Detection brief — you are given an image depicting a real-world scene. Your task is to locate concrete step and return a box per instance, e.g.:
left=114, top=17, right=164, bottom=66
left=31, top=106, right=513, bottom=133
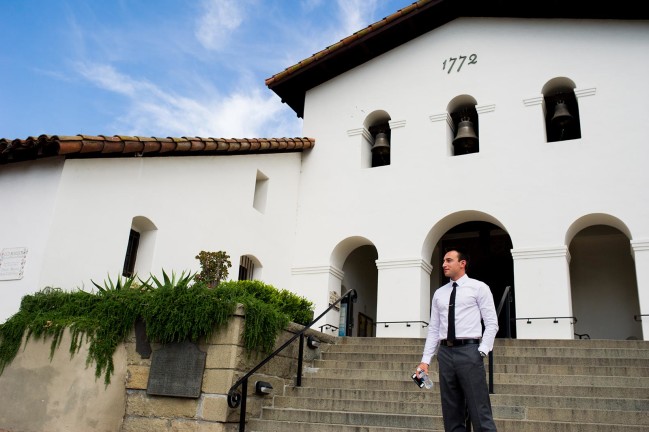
left=312, top=359, right=649, bottom=376
left=298, top=375, right=649, bottom=396
left=269, top=396, right=649, bottom=426
left=249, top=419, right=441, bottom=432
left=245, top=338, right=649, bottom=432
left=323, top=343, right=649, bottom=359
left=307, top=364, right=649, bottom=384
left=272, top=395, right=524, bottom=419
left=334, top=337, right=649, bottom=350
left=318, top=351, right=649, bottom=367
left=249, top=408, right=649, bottom=432
left=284, top=386, right=649, bottom=411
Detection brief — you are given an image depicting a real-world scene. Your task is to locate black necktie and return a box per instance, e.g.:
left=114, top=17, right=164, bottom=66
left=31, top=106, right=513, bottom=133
left=448, top=282, right=457, bottom=340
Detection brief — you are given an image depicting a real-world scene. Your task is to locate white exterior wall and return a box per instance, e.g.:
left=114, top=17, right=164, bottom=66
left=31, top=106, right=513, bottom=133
left=0, top=158, right=63, bottom=322
left=0, top=153, right=303, bottom=322
left=2, top=17, right=648, bottom=341
left=295, top=18, right=649, bottom=337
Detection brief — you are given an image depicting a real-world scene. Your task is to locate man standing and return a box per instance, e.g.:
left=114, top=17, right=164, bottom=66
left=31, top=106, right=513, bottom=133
left=417, top=248, right=499, bottom=431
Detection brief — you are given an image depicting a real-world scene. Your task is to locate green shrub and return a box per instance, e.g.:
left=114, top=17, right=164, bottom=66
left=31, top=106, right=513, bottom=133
left=216, top=280, right=314, bottom=325
left=195, top=251, right=231, bottom=288
left=0, top=271, right=315, bottom=385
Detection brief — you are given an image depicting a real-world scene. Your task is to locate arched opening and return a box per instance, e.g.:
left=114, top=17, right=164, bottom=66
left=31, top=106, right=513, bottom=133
left=447, top=95, right=479, bottom=156
left=569, top=225, right=642, bottom=340
left=426, top=218, right=515, bottom=339
left=238, top=254, right=262, bottom=281
left=331, top=236, right=378, bottom=337
left=341, top=245, right=378, bottom=337
left=363, top=110, right=391, bottom=168
left=542, top=77, right=581, bottom=142
left=123, top=216, right=157, bottom=278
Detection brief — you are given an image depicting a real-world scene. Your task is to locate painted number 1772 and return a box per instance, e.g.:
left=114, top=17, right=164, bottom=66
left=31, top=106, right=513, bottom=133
left=442, top=54, right=477, bottom=73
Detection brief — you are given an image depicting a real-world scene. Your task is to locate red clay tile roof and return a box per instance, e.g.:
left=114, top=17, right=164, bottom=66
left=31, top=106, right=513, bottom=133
left=0, top=135, right=315, bottom=165
left=264, top=0, right=426, bottom=89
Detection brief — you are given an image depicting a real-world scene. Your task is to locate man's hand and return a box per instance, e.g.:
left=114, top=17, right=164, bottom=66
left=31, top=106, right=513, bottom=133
left=416, top=362, right=429, bottom=377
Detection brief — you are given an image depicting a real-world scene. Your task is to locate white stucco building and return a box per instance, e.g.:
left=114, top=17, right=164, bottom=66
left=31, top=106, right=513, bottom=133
left=2, top=1, right=648, bottom=341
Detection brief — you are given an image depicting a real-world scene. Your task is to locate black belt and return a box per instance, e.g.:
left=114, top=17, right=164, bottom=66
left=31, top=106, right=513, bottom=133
left=440, top=339, right=481, bottom=347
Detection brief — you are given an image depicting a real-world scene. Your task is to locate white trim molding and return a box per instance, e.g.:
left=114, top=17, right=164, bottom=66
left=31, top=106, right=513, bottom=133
left=375, top=258, right=433, bottom=274
left=511, top=246, right=570, bottom=262
left=292, top=265, right=345, bottom=280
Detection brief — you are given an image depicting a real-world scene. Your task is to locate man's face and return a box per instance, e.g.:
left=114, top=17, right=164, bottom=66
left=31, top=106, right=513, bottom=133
left=442, top=251, right=465, bottom=281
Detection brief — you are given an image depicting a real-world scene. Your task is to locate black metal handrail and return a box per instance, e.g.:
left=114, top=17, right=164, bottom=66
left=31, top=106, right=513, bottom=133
left=374, top=320, right=429, bottom=328
left=318, top=323, right=339, bottom=332
left=490, top=285, right=512, bottom=394
left=516, top=316, right=577, bottom=324
left=634, top=314, right=649, bottom=322
left=227, top=289, right=357, bottom=432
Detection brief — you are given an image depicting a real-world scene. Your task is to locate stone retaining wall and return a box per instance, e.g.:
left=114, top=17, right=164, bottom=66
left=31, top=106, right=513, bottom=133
left=0, top=305, right=334, bottom=432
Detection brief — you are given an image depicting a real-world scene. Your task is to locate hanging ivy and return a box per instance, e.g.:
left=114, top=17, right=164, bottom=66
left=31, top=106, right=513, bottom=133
left=0, top=270, right=314, bottom=385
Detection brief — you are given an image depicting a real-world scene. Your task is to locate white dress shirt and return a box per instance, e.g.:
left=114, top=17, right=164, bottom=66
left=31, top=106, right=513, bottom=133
left=421, top=274, right=499, bottom=364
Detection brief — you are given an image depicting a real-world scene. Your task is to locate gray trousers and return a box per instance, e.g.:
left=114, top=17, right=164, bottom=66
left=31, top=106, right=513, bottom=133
left=437, top=344, right=497, bottom=431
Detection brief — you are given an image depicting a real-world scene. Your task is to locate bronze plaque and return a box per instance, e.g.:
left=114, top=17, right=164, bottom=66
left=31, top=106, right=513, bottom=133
left=147, top=340, right=206, bottom=398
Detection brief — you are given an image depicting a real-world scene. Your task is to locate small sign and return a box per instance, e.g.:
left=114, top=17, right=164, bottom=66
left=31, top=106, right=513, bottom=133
left=147, top=340, right=206, bottom=398
left=329, top=290, right=340, bottom=311
left=0, top=247, right=28, bottom=281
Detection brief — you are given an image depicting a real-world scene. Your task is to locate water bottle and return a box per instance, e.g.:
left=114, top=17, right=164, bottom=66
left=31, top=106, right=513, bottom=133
left=412, top=369, right=434, bottom=389
left=421, top=371, right=433, bottom=389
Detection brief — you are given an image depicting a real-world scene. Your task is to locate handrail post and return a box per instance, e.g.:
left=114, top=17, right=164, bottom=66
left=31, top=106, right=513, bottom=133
left=505, top=290, right=511, bottom=339
left=297, top=333, right=305, bottom=387
left=488, top=351, right=494, bottom=394
left=239, top=377, right=248, bottom=432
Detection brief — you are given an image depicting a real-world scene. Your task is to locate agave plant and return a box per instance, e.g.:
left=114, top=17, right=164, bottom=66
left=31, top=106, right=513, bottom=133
left=141, top=269, right=195, bottom=290
left=91, top=273, right=138, bottom=293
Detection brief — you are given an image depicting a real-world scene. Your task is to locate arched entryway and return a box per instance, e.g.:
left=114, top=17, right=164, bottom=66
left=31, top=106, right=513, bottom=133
left=341, top=245, right=378, bottom=337
left=568, top=224, right=642, bottom=340
left=330, top=237, right=379, bottom=337
left=425, top=216, right=515, bottom=339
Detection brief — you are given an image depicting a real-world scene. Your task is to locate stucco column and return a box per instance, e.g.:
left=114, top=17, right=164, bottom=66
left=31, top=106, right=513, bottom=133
left=291, top=265, right=344, bottom=336
left=631, top=239, right=649, bottom=340
left=511, top=246, right=575, bottom=339
left=375, top=258, right=432, bottom=338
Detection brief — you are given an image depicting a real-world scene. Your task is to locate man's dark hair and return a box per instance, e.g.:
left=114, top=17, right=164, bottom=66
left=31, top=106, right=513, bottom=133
left=445, top=247, right=470, bottom=269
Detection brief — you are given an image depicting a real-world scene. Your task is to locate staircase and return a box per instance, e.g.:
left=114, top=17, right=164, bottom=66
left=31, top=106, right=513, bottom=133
left=247, top=337, right=649, bottom=431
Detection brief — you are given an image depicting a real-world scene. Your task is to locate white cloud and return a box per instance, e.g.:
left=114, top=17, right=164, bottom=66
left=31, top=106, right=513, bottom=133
left=336, top=0, right=379, bottom=38
left=195, top=0, right=245, bottom=51
left=76, top=61, right=301, bottom=138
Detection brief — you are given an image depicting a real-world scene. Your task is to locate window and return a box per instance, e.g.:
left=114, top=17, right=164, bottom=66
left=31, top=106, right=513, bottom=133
left=369, top=123, right=391, bottom=167
left=238, top=255, right=255, bottom=281
left=122, top=229, right=140, bottom=277
left=542, top=78, right=581, bottom=143
left=450, top=106, right=479, bottom=156
left=544, top=91, right=581, bottom=142
left=253, top=170, right=269, bottom=213
left=363, top=110, right=392, bottom=168
left=122, top=216, right=157, bottom=278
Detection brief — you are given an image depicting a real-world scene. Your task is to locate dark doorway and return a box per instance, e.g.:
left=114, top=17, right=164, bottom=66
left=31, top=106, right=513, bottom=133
left=437, top=221, right=516, bottom=339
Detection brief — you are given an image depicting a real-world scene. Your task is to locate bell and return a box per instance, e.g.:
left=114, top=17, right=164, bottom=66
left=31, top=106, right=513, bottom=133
left=551, top=101, right=573, bottom=128
left=371, top=132, right=390, bottom=155
left=452, top=118, right=478, bottom=154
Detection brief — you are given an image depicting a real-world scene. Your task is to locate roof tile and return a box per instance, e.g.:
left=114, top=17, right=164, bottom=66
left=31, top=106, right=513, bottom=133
left=0, top=134, right=315, bottom=165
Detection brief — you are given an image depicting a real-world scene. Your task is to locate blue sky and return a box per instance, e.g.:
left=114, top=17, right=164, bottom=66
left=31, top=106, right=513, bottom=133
left=1, top=0, right=414, bottom=140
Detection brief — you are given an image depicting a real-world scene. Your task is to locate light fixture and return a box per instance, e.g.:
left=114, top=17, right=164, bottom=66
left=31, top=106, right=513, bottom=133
left=255, top=381, right=273, bottom=395
left=307, top=335, right=320, bottom=349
